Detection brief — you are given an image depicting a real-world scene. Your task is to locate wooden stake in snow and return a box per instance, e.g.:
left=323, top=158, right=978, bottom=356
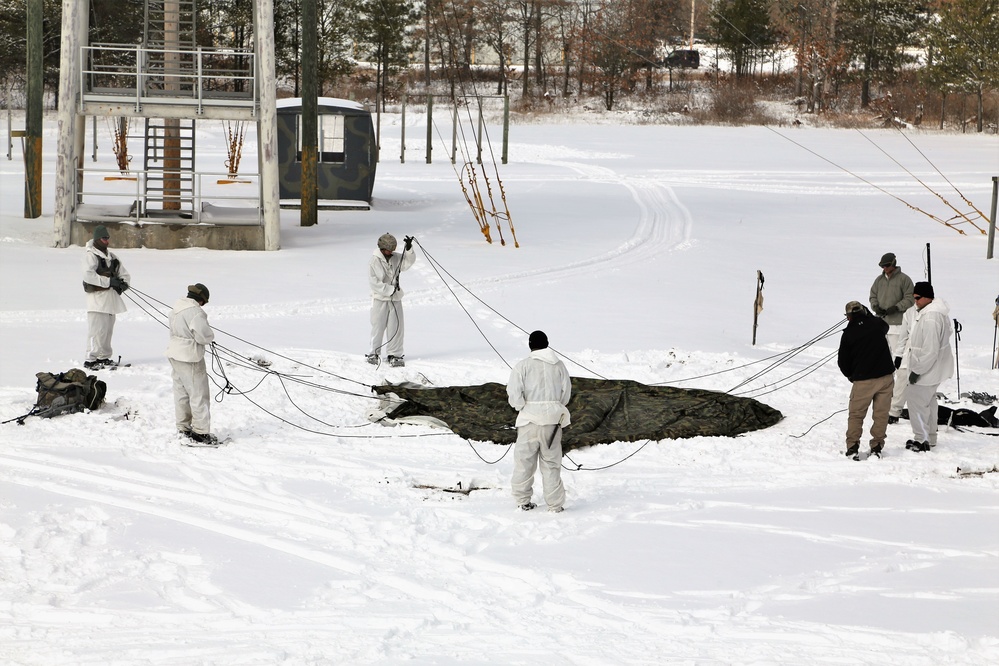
left=753, top=270, right=765, bottom=346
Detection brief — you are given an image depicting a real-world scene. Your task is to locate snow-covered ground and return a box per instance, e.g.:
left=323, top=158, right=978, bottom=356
left=1, top=112, right=998, bottom=664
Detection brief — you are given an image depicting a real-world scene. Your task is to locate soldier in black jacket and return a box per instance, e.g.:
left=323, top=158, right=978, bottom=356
left=837, top=301, right=896, bottom=460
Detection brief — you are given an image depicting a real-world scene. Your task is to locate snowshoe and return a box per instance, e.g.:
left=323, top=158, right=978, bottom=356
left=183, top=431, right=223, bottom=448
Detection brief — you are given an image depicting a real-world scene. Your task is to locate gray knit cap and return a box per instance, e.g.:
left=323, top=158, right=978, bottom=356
left=377, top=233, right=397, bottom=252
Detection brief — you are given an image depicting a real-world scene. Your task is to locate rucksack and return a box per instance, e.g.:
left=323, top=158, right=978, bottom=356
left=32, top=369, right=107, bottom=419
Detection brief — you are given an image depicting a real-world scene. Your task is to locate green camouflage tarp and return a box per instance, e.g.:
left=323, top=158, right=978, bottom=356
left=374, top=378, right=783, bottom=451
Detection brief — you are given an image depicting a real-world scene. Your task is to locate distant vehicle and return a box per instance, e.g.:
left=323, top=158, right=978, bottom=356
left=662, top=50, right=700, bottom=69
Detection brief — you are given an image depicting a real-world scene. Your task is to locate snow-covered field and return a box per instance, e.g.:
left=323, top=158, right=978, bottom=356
left=1, top=112, right=998, bottom=664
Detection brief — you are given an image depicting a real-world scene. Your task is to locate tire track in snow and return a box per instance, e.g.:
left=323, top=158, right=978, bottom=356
left=0, top=161, right=692, bottom=326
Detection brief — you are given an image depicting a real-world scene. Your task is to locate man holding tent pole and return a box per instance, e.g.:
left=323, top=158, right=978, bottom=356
left=507, top=330, right=571, bottom=512
left=905, top=282, right=954, bottom=453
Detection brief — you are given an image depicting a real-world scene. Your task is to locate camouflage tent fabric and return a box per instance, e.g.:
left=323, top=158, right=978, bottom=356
left=374, top=378, right=783, bottom=451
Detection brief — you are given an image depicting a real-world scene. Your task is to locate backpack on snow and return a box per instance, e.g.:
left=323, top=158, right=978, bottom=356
left=31, top=369, right=106, bottom=419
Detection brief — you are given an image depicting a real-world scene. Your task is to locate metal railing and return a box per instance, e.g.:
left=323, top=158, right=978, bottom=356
left=80, top=44, right=257, bottom=115
left=75, top=167, right=262, bottom=225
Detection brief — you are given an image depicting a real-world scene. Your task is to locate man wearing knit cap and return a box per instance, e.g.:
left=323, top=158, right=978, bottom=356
left=838, top=301, right=896, bottom=460
left=367, top=232, right=416, bottom=367
left=904, top=282, right=954, bottom=452
left=506, top=330, right=572, bottom=512
left=869, top=252, right=914, bottom=423
left=81, top=225, right=131, bottom=369
left=166, top=283, right=218, bottom=446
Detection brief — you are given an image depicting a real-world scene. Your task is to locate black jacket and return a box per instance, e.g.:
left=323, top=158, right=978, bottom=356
left=838, top=313, right=895, bottom=382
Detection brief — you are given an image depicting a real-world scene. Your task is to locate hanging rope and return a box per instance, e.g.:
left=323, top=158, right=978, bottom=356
left=428, top=4, right=517, bottom=246
left=106, top=117, right=131, bottom=174
left=223, top=119, right=247, bottom=178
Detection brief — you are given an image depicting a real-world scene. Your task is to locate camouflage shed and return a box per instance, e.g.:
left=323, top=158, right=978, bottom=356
left=276, top=98, right=378, bottom=205
left=373, top=378, right=783, bottom=451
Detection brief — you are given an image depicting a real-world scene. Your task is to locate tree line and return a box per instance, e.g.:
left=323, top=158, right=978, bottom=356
left=0, top=0, right=996, bottom=130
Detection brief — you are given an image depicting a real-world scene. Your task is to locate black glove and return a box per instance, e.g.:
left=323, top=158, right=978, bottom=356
left=908, top=371, right=919, bottom=385
left=403, top=235, right=414, bottom=251
left=884, top=305, right=899, bottom=316
left=109, top=277, right=128, bottom=294
left=873, top=306, right=886, bottom=316
left=894, top=357, right=902, bottom=370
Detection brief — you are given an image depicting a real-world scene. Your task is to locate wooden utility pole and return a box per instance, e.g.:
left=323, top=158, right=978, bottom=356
left=24, top=0, right=43, bottom=218
left=163, top=0, right=181, bottom=210
left=300, top=0, right=318, bottom=226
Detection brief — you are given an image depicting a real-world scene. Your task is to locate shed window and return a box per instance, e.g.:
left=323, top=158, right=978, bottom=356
left=297, top=114, right=345, bottom=163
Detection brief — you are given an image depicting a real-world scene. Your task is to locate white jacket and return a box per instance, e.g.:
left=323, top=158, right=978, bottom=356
left=369, top=248, right=415, bottom=302
left=82, top=240, right=131, bottom=314
left=166, top=298, right=215, bottom=363
left=907, top=299, right=954, bottom=386
left=507, top=348, right=572, bottom=428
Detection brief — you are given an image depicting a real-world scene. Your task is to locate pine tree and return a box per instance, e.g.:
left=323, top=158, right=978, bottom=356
left=838, top=0, right=926, bottom=107
left=922, top=0, right=999, bottom=131
left=710, top=0, right=777, bottom=78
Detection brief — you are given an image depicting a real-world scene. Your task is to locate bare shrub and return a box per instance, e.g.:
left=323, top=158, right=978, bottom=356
left=690, top=82, right=761, bottom=125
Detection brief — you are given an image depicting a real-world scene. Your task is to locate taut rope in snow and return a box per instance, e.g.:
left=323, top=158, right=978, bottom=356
left=856, top=130, right=987, bottom=235
left=889, top=123, right=990, bottom=223
left=765, top=126, right=976, bottom=235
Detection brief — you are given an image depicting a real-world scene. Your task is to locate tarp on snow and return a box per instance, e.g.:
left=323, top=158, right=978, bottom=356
left=373, top=378, right=783, bottom=451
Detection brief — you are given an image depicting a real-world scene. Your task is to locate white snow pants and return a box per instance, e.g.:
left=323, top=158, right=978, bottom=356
left=889, top=360, right=909, bottom=417
left=885, top=326, right=907, bottom=417
left=511, top=423, right=565, bottom=509
left=170, top=358, right=211, bottom=435
left=369, top=299, right=405, bottom=358
left=86, top=312, right=116, bottom=361
left=907, top=383, right=940, bottom=446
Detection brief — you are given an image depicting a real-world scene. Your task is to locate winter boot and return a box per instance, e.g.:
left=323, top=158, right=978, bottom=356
left=845, top=444, right=860, bottom=460
left=519, top=502, right=537, bottom=511
left=365, top=354, right=379, bottom=365
left=186, top=431, right=221, bottom=447
left=387, top=355, right=405, bottom=367
left=869, top=443, right=884, bottom=459
left=548, top=506, right=564, bottom=513
left=887, top=415, right=899, bottom=424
